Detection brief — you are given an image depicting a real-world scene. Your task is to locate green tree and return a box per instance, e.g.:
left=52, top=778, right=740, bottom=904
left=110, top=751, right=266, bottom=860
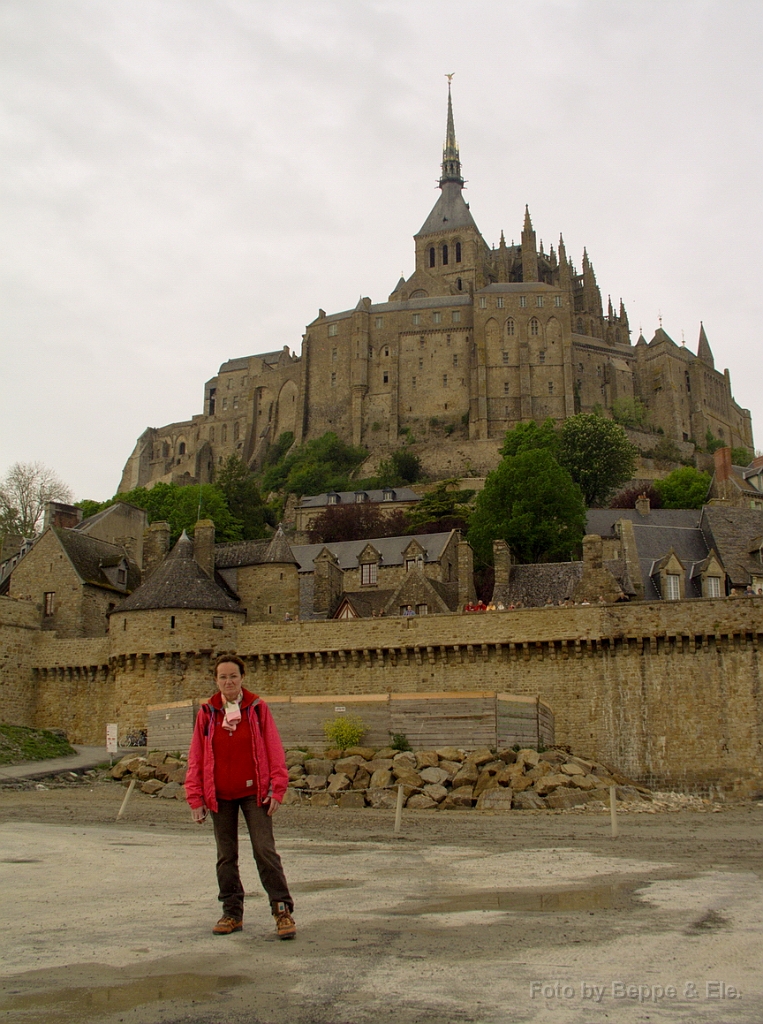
left=216, top=455, right=272, bottom=539
left=656, top=467, right=711, bottom=509
left=468, top=449, right=586, bottom=565
left=261, top=432, right=368, bottom=495
left=404, top=479, right=474, bottom=534
left=84, top=482, right=242, bottom=544
left=307, top=503, right=408, bottom=544
left=611, top=397, right=649, bottom=430
left=731, top=446, right=753, bottom=466
left=704, top=429, right=724, bottom=454
left=557, top=414, right=638, bottom=507
left=499, top=418, right=558, bottom=458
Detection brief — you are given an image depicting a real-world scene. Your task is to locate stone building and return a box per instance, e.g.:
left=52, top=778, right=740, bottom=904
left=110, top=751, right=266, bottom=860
left=118, top=86, right=753, bottom=494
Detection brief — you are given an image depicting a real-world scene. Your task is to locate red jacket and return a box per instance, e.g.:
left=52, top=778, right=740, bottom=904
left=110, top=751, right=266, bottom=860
left=185, top=688, right=289, bottom=813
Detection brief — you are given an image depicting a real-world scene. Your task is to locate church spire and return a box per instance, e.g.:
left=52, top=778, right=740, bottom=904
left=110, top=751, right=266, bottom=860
left=440, top=76, right=463, bottom=187
left=697, top=321, right=714, bottom=367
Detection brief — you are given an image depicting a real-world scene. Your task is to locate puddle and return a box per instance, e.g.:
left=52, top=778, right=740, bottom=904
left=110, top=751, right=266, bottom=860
left=403, top=883, right=636, bottom=915
left=0, top=972, right=247, bottom=1024
left=291, top=878, right=363, bottom=893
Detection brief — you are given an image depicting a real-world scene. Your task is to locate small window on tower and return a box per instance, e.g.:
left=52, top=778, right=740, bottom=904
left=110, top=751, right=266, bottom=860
left=383, top=371, right=389, bottom=384
left=479, top=296, right=487, bottom=309
left=530, top=319, right=539, bottom=336
left=412, top=313, right=420, bottom=326
left=412, top=376, right=417, bottom=388
left=539, top=351, right=546, bottom=364
left=429, top=247, right=435, bottom=268
left=375, top=317, right=383, bottom=328
left=44, top=592, right=55, bottom=616
left=442, top=244, right=449, bottom=265
left=328, top=323, right=338, bottom=336
left=502, top=351, right=509, bottom=365
left=506, top=318, right=515, bottom=336
left=520, top=296, right=527, bottom=308
left=442, top=374, right=448, bottom=387
left=453, top=354, right=458, bottom=367
left=548, top=381, right=554, bottom=393
left=555, top=295, right=562, bottom=307
left=332, top=348, right=337, bottom=361
left=504, top=382, right=509, bottom=395
left=432, top=311, right=441, bottom=324
left=497, top=297, right=504, bottom=309
left=536, top=295, right=544, bottom=307
left=455, top=242, right=462, bottom=263
left=331, top=372, right=337, bottom=386
left=452, top=311, right=461, bottom=323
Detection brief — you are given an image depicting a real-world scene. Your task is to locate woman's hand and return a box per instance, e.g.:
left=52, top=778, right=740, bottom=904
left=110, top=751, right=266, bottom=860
left=192, top=805, right=208, bottom=824
left=266, top=796, right=280, bottom=817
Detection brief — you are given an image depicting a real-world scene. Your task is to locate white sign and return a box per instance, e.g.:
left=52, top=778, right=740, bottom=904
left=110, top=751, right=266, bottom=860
left=106, top=723, right=119, bottom=754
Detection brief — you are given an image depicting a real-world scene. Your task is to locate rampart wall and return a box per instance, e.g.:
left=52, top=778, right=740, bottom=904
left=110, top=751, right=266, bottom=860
left=7, top=597, right=763, bottom=789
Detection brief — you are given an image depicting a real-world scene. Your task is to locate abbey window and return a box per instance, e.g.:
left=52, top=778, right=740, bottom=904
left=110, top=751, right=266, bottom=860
left=429, top=247, right=435, bottom=268
left=442, top=244, right=449, bottom=265
left=530, top=318, right=539, bottom=336
left=455, top=242, right=462, bottom=263
left=506, top=318, right=515, bottom=336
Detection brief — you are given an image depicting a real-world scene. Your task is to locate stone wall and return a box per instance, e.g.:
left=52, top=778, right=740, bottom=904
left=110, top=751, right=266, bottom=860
left=0, top=596, right=40, bottom=727
left=8, top=596, right=763, bottom=789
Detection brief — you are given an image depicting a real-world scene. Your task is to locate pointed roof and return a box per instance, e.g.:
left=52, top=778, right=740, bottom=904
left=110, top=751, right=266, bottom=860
left=117, top=531, right=240, bottom=612
left=697, top=322, right=714, bottom=367
left=523, top=205, right=534, bottom=234
left=416, top=81, right=480, bottom=238
left=263, top=526, right=298, bottom=565
left=440, top=78, right=463, bottom=186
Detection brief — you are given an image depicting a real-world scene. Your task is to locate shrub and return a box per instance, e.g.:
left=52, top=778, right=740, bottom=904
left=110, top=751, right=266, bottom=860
left=389, top=732, right=411, bottom=752
left=323, top=715, right=366, bottom=751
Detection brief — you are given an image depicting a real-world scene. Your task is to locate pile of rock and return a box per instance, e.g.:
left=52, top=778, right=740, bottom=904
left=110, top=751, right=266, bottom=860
left=281, top=745, right=653, bottom=811
left=110, top=750, right=187, bottom=799
left=109, top=744, right=654, bottom=810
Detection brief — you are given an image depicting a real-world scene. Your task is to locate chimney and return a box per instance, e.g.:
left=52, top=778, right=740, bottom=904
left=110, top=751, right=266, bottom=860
left=458, top=538, right=476, bottom=607
left=43, top=501, right=83, bottom=532
left=635, top=494, right=651, bottom=517
left=193, top=519, right=216, bottom=578
left=143, top=521, right=170, bottom=579
left=714, top=446, right=733, bottom=483
left=492, top=540, right=512, bottom=592
left=582, top=534, right=603, bottom=570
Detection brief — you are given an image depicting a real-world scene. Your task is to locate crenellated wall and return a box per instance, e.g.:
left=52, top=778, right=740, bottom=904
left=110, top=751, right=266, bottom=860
left=4, top=595, right=763, bottom=788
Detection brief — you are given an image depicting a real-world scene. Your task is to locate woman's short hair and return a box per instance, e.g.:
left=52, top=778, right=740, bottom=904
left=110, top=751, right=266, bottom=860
left=213, top=653, right=246, bottom=677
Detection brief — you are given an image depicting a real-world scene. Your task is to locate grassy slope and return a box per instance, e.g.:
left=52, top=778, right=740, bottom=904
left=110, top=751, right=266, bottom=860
left=0, top=724, right=76, bottom=765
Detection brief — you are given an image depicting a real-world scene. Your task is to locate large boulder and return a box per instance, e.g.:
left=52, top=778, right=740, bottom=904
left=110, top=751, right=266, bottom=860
left=415, top=750, right=440, bottom=769
left=310, top=792, right=336, bottom=807
left=111, top=756, right=144, bottom=780
left=344, top=746, right=375, bottom=760
left=369, top=768, right=394, bottom=789
left=476, top=788, right=514, bottom=811
left=419, top=766, right=450, bottom=786
left=338, top=791, right=366, bottom=808
left=437, top=759, right=462, bottom=779
left=448, top=785, right=475, bottom=808
left=545, top=788, right=590, bottom=810
left=352, top=768, right=371, bottom=790
left=516, top=748, right=540, bottom=769
left=473, top=773, right=499, bottom=799
left=285, top=750, right=307, bottom=768
left=512, top=791, right=547, bottom=810
left=436, top=747, right=464, bottom=763
left=392, top=752, right=417, bottom=770
left=304, top=774, right=329, bottom=791
left=497, top=748, right=518, bottom=764
left=304, top=758, right=334, bottom=777
left=280, top=788, right=303, bottom=806
left=287, top=764, right=305, bottom=781
left=451, top=762, right=480, bottom=788
left=466, top=748, right=495, bottom=767
left=140, top=779, right=164, bottom=795
left=364, top=758, right=395, bottom=774
left=423, top=783, right=449, bottom=803
left=534, top=774, right=572, bottom=796
left=366, top=788, right=399, bottom=810
left=560, top=762, right=586, bottom=776
left=326, top=773, right=352, bottom=795
left=406, top=794, right=437, bottom=810
left=392, top=765, right=423, bottom=788
left=159, top=781, right=180, bottom=799
left=334, top=756, right=363, bottom=778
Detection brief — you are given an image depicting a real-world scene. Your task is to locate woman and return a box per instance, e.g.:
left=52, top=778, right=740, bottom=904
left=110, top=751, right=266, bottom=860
left=186, top=653, right=295, bottom=939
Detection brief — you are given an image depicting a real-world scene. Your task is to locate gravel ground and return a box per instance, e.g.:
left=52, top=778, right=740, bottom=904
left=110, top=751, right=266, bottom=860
left=0, top=776, right=761, bottom=1024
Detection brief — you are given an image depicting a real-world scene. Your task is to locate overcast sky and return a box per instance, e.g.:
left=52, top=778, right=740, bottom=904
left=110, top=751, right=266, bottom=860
left=2, top=0, right=762, bottom=501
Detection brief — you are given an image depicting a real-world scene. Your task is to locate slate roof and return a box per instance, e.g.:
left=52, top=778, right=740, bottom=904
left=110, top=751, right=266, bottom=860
left=700, top=507, right=763, bottom=588
left=117, top=532, right=241, bottom=613
left=299, top=487, right=420, bottom=509
left=333, top=590, right=395, bottom=619
left=214, top=538, right=271, bottom=569
left=492, top=559, right=634, bottom=608
left=290, top=532, right=455, bottom=573
left=54, top=528, right=141, bottom=592
left=416, top=181, right=480, bottom=236
left=263, top=527, right=299, bottom=564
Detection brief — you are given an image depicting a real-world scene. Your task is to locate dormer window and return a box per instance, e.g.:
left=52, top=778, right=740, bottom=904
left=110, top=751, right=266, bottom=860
left=354, top=492, right=367, bottom=504
left=382, top=487, right=395, bottom=501
left=665, top=574, right=680, bottom=601
left=117, top=568, right=127, bottom=585
left=327, top=492, right=339, bottom=505
left=361, top=562, right=378, bottom=586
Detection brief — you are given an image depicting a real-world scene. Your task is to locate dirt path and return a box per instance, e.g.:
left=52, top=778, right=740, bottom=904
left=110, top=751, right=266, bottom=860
left=1, top=781, right=761, bottom=1024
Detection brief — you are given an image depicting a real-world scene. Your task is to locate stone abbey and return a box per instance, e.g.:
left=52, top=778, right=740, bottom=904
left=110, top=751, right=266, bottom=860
left=121, top=85, right=753, bottom=490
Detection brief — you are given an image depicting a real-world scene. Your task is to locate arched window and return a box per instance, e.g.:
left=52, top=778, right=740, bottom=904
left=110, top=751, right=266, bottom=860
left=455, top=242, right=462, bottom=263
left=209, top=427, right=215, bottom=443
left=178, top=442, right=186, bottom=455
left=506, top=318, right=515, bottom=336
left=576, top=318, right=584, bottom=332
left=442, top=244, right=449, bottom=266
left=456, top=278, right=462, bottom=290
left=234, top=421, right=240, bottom=441
left=222, top=424, right=228, bottom=443
left=429, top=247, right=435, bottom=268
left=530, top=318, right=540, bottom=336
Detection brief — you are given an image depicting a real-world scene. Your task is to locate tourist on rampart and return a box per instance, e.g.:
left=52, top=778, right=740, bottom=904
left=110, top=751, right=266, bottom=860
left=185, top=653, right=295, bottom=940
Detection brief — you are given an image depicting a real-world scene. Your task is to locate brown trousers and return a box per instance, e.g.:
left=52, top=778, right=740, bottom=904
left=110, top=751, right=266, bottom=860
left=210, top=796, right=292, bottom=919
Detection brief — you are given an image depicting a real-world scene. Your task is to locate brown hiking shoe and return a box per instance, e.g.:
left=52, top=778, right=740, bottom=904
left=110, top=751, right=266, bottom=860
left=212, top=916, right=242, bottom=935
left=273, top=902, right=296, bottom=940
